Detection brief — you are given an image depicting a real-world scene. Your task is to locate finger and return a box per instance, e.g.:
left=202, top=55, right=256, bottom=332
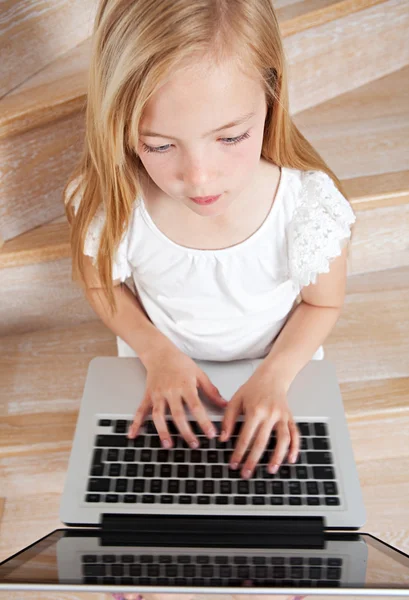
left=229, top=413, right=262, bottom=471
left=268, top=421, right=291, bottom=474
left=219, top=393, right=242, bottom=441
left=198, top=372, right=229, bottom=407
left=127, top=395, right=151, bottom=438
left=241, top=421, right=274, bottom=478
left=168, top=395, right=199, bottom=448
left=287, top=420, right=300, bottom=463
left=151, top=396, right=173, bottom=448
left=183, top=390, right=218, bottom=439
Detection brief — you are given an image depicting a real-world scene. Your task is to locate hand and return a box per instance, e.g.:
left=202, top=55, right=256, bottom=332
left=127, top=344, right=228, bottom=448
left=219, top=366, right=300, bottom=479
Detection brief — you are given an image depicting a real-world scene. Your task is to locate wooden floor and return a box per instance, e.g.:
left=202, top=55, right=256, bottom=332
left=0, top=267, right=408, bottom=600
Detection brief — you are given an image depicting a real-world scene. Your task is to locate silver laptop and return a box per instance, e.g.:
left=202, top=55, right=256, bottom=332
left=1, top=356, right=409, bottom=595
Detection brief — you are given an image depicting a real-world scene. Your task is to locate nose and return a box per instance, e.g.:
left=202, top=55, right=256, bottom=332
left=181, top=151, right=214, bottom=191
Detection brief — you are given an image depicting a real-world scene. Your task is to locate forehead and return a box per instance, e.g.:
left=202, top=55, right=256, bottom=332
left=140, top=57, right=265, bottom=135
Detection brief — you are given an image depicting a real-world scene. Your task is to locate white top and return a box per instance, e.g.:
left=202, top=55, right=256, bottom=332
left=71, top=166, right=356, bottom=362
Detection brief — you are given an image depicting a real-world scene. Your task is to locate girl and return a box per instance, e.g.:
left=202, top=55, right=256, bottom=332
left=64, top=1, right=356, bottom=599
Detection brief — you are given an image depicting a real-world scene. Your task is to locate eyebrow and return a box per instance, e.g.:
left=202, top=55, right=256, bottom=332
left=140, top=111, right=256, bottom=140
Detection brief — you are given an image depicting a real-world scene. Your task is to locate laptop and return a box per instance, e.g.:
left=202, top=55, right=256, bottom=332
left=1, top=356, right=409, bottom=595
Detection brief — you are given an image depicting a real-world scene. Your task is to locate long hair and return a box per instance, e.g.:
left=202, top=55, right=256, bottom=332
left=64, top=0, right=354, bottom=316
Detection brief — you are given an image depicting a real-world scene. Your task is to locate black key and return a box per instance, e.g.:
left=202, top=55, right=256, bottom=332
left=279, top=466, right=291, bottom=478
left=92, top=448, right=103, bottom=465
left=106, top=494, right=119, bottom=502
left=168, top=480, right=179, bottom=493
left=178, top=495, right=192, bottom=504
left=132, top=479, right=144, bottom=493
left=327, top=566, right=342, bottom=579
left=324, top=481, right=338, bottom=495
left=307, top=481, right=319, bottom=495
left=88, top=478, right=110, bottom=492
left=115, top=479, right=128, bottom=493
left=96, top=434, right=126, bottom=447
left=312, top=437, right=330, bottom=450
left=177, top=465, right=189, bottom=478
left=83, top=564, right=106, bottom=576
left=300, top=438, right=308, bottom=450
left=108, top=463, right=121, bottom=477
left=327, top=558, right=342, bottom=566
left=160, top=495, right=173, bottom=503
left=238, top=480, right=250, bottom=494
left=125, top=464, right=138, bottom=477
left=107, top=448, right=119, bottom=461
left=314, top=422, right=328, bottom=436
left=98, top=419, right=111, bottom=427
left=114, top=420, right=128, bottom=434
left=143, top=464, right=155, bottom=477
left=124, top=449, right=136, bottom=461
left=203, top=480, right=214, bottom=494
left=307, top=452, right=333, bottom=464
left=325, top=497, right=340, bottom=505
left=220, top=481, right=232, bottom=494
left=191, top=450, right=201, bottom=462
left=252, top=496, right=265, bottom=505
left=234, top=496, right=247, bottom=504
left=85, top=494, right=100, bottom=502
left=124, top=494, right=137, bottom=503
left=309, top=566, right=321, bottom=578
left=309, top=557, right=322, bottom=565
left=291, top=567, right=303, bottom=578
left=160, top=464, right=172, bottom=478
left=208, top=451, right=219, bottom=463
left=307, top=496, right=320, bottom=505
left=150, top=479, right=163, bottom=493
left=234, top=556, right=247, bottom=564
left=142, top=494, right=155, bottom=503
left=272, top=481, right=284, bottom=494
left=313, top=466, right=335, bottom=479
left=194, top=465, right=206, bottom=478
left=288, top=482, right=301, bottom=495
left=197, top=495, right=211, bottom=504
left=289, top=497, right=301, bottom=505
left=157, top=449, right=168, bottom=462
left=185, top=480, right=197, bottom=494
left=296, top=466, right=308, bottom=479
left=270, top=497, right=284, bottom=505
left=141, top=449, right=152, bottom=461
left=91, top=465, right=103, bottom=476
left=297, top=423, right=310, bottom=436
left=174, top=450, right=186, bottom=462
left=290, top=557, right=303, bottom=565
left=212, top=465, right=223, bottom=478
left=146, top=421, right=157, bottom=434
left=216, top=496, right=228, bottom=504
left=255, top=481, right=266, bottom=494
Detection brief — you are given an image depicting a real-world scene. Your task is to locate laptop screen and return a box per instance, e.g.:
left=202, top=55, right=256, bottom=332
left=0, top=530, right=409, bottom=594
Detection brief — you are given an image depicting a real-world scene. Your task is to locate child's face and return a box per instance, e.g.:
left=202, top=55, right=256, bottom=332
left=137, top=56, right=269, bottom=219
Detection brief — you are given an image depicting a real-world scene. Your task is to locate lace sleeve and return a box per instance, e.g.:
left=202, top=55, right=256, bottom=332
left=288, top=170, right=356, bottom=289
left=69, top=176, right=132, bottom=282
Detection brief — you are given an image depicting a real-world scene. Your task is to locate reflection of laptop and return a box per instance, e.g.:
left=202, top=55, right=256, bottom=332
left=1, top=356, right=409, bottom=595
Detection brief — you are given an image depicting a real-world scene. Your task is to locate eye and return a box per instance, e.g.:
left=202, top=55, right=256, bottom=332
left=141, top=130, right=251, bottom=154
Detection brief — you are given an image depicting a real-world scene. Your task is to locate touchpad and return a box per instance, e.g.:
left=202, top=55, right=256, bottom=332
left=195, top=359, right=256, bottom=407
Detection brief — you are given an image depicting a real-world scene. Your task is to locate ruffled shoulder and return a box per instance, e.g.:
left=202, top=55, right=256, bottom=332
left=288, top=170, right=356, bottom=289
left=67, top=175, right=133, bottom=282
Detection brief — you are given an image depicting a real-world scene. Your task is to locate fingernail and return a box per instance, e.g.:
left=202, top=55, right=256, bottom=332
left=162, top=439, right=171, bottom=448
left=220, top=430, right=226, bottom=441
left=270, top=464, right=279, bottom=474
left=243, top=469, right=251, bottom=479
left=230, top=462, right=238, bottom=470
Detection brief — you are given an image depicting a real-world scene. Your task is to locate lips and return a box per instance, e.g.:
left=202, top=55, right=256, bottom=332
left=189, top=194, right=222, bottom=205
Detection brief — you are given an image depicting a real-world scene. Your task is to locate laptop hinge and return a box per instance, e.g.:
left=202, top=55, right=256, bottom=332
left=100, top=514, right=325, bottom=548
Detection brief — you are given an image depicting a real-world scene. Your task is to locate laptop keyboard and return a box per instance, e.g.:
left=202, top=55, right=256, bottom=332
left=85, top=418, right=341, bottom=507
left=82, top=551, right=343, bottom=587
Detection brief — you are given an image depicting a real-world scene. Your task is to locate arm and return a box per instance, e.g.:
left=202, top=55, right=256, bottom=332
left=83, top=256, right=177, bottom=368
left=258, top=244, right=348, bottom=389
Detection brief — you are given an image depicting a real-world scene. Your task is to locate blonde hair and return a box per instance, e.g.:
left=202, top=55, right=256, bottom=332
left=64, top=0, right=354, bottom=316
